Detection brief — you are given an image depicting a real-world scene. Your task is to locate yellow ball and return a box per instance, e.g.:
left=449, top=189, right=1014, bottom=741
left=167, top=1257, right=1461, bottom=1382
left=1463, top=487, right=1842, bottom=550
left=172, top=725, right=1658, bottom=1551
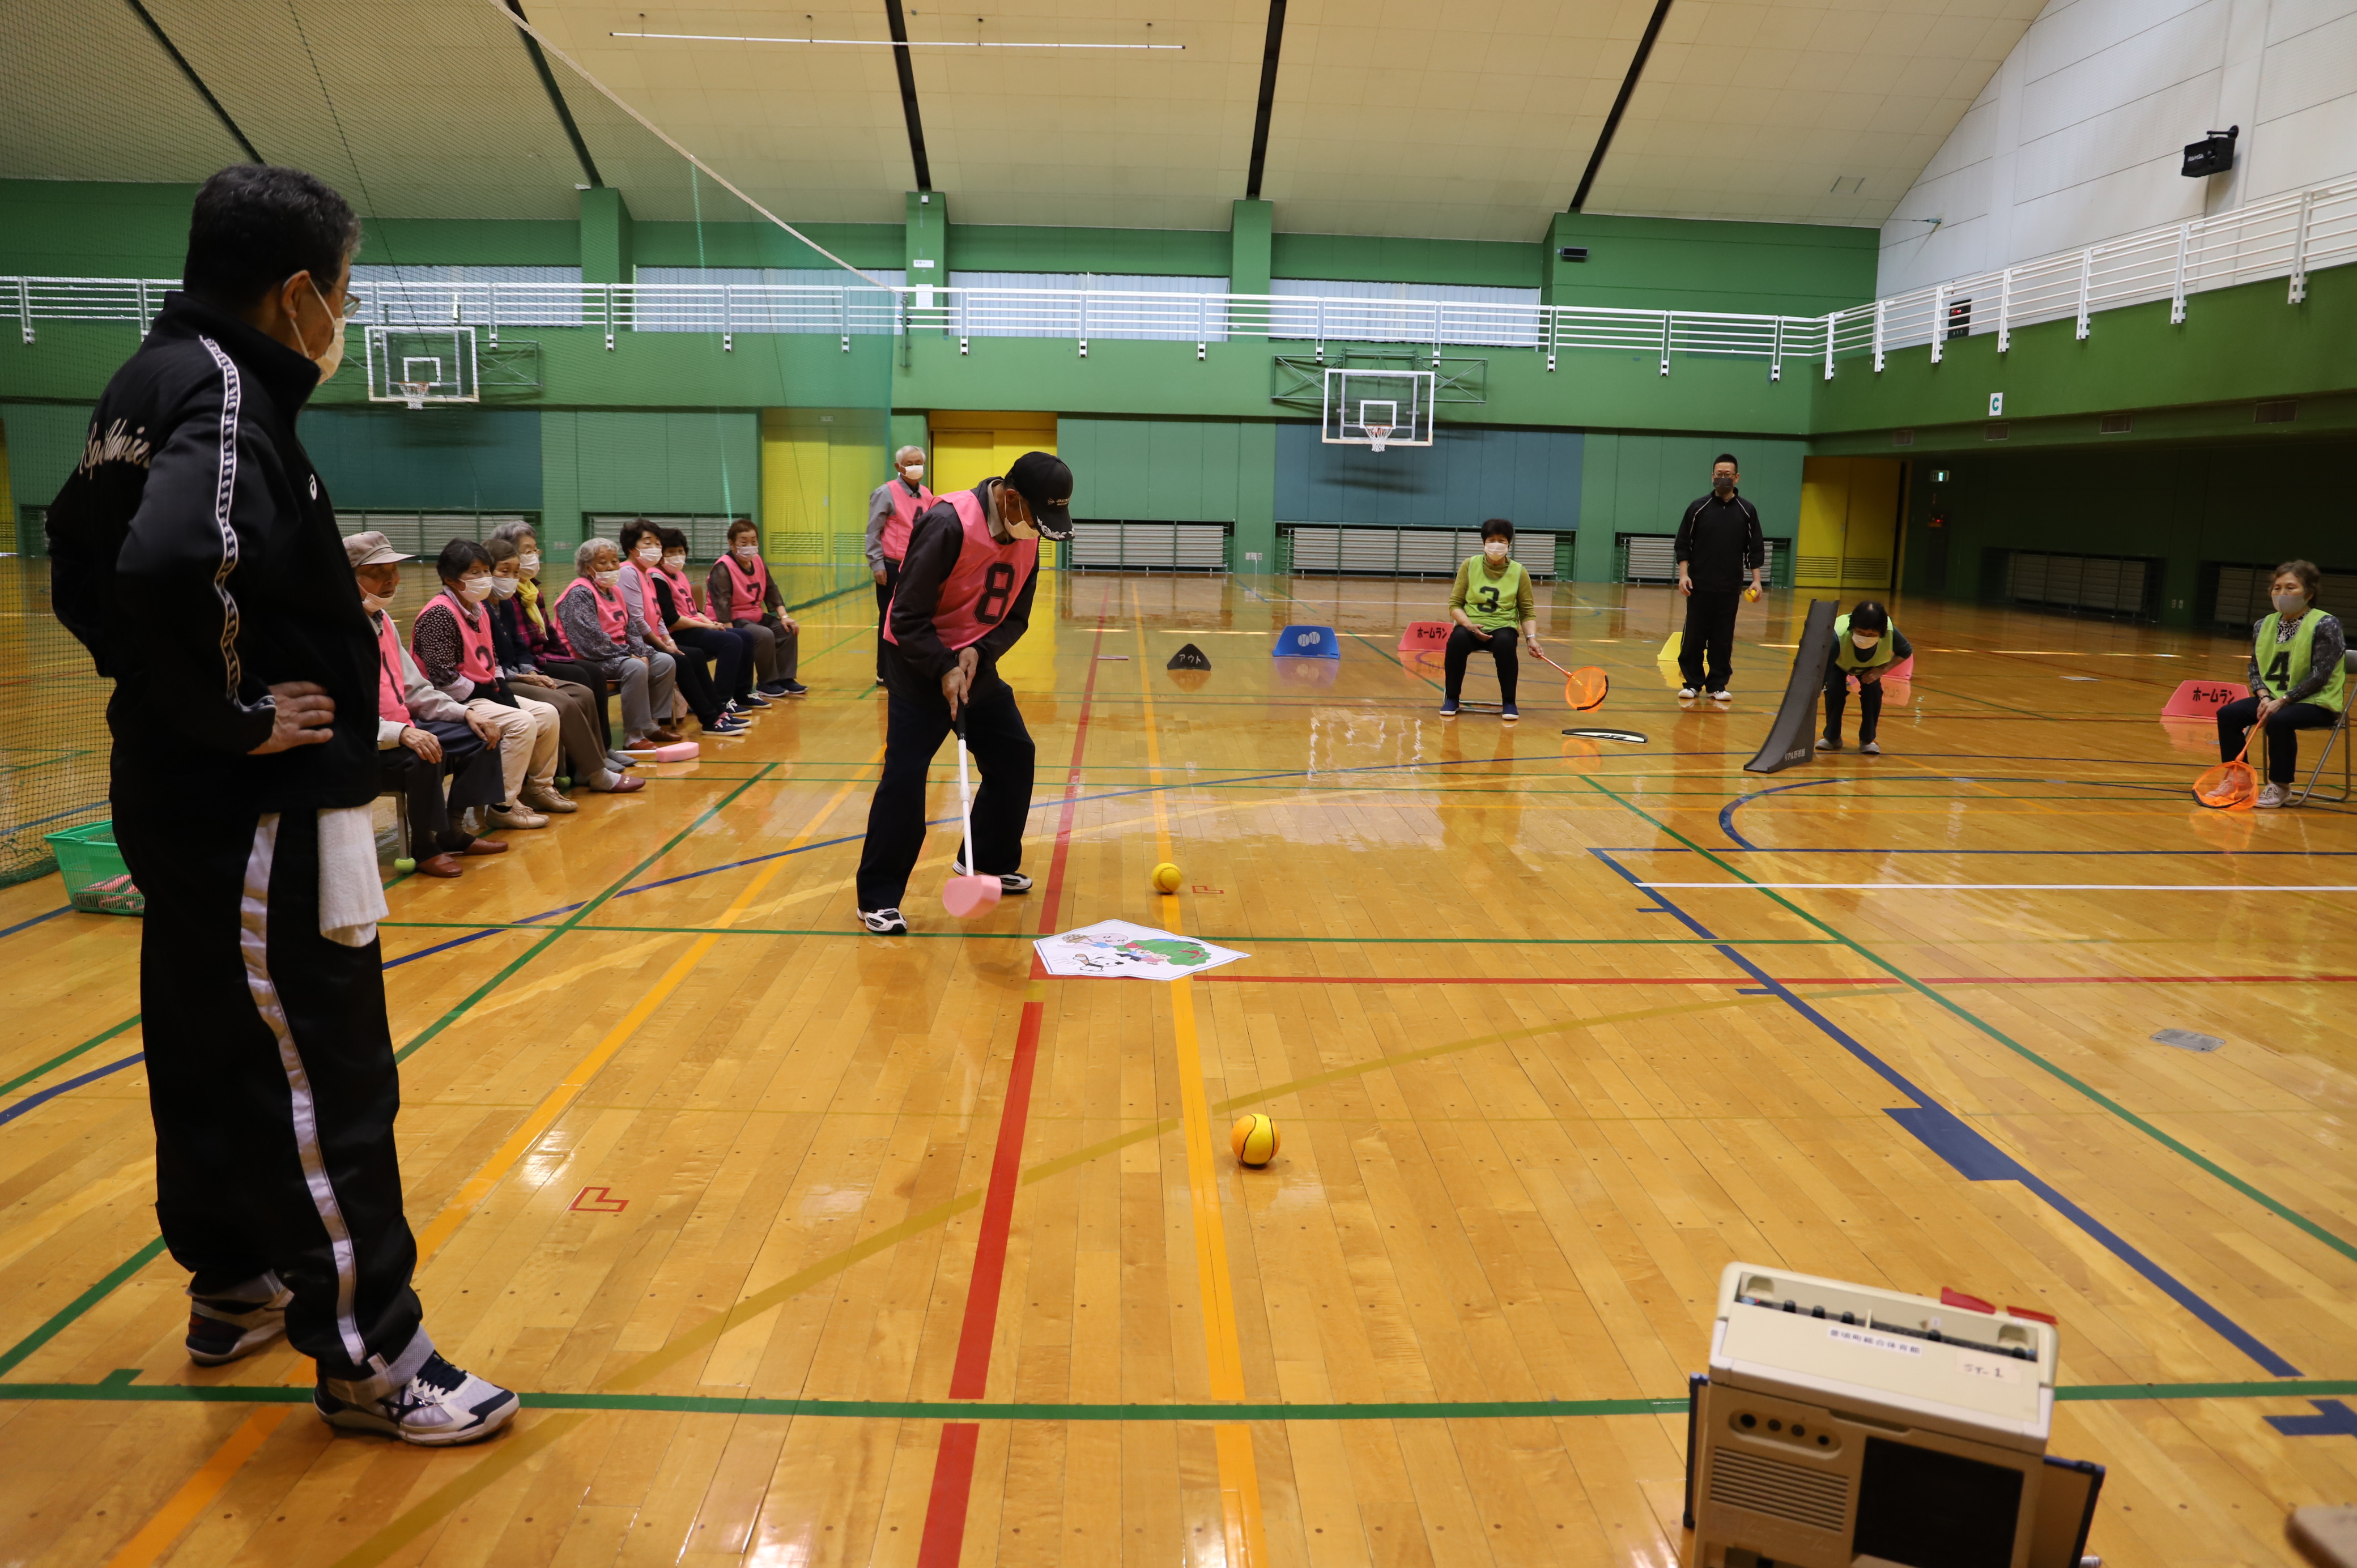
left=1151, top=862, right=1182, bottom=893
left=1229, top=1113, right=1280, bottom=1168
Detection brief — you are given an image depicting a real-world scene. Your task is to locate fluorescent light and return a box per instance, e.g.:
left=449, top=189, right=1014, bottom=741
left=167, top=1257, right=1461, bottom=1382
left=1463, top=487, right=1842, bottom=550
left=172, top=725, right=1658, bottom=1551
left=612, top=29, right=1182, bottom=50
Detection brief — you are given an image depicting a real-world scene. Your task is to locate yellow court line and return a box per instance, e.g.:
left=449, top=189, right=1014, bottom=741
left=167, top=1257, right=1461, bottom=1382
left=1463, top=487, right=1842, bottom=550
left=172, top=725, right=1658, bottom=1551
left=1137, top=594, right=1269, bottom=1566
left=105, top=760, right=878, bottom=1568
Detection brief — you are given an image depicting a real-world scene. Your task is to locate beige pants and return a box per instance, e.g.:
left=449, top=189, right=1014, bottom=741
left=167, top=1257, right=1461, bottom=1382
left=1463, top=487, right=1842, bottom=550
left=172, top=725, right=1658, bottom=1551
left=466, top=695, right=560, bottom=805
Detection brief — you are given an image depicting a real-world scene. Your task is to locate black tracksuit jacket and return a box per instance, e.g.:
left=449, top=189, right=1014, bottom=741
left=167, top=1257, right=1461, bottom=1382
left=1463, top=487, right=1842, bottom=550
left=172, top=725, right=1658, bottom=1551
left=46, top=294, right=378, bottom=822
left=1673, top=491, right=1765, bottom=592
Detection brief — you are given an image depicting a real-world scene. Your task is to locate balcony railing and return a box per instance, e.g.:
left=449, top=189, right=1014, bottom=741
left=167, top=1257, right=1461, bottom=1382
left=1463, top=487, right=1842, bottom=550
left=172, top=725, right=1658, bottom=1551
left=5, top=173, right=2347, bottom=380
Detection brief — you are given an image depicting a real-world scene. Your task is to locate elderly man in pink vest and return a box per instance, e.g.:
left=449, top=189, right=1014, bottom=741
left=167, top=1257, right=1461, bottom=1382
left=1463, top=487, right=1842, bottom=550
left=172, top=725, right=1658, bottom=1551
left=865, top=444, right=935, bottom=685
left=853, top=452, right=1073, bottom=934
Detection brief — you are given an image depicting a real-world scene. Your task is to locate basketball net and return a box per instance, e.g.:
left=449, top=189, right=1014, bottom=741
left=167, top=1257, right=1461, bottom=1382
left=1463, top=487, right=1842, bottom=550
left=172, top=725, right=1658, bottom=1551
left=396, top=381, right=430, bottom=411
left=1363, top=424, right=1392, bottom=454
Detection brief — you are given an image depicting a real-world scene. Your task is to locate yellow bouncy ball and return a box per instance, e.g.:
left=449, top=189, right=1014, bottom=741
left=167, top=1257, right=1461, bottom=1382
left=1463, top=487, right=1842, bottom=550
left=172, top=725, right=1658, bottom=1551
left=1151, top=862, right=1182, bottom=893
left=1229, top=1113, right=1280, bottom=1168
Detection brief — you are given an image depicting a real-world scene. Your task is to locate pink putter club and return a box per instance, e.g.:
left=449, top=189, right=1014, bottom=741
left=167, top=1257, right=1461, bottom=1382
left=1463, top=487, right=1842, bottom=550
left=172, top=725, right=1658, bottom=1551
left=941, top=712, right=1001, bottom=919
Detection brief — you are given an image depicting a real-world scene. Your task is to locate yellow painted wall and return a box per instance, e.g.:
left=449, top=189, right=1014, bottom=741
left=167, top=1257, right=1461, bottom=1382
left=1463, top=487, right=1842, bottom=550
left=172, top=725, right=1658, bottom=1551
left=0, top=420, right=12, bottom=551
left=1795, top=456, right=1901, bottom=591
left=760, top=407, right=890, bottom=561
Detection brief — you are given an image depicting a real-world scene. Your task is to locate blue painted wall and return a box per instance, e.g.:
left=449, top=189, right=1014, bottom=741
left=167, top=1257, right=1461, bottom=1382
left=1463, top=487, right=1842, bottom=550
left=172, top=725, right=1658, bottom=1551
left=1274, top=423, right=1583, bottom=532
left=303, top=408, right=542, bottom=514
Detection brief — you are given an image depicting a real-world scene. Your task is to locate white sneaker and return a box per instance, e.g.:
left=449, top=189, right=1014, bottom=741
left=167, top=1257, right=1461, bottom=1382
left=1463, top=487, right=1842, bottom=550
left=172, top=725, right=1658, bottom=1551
left=485, top=804, right=550, bottom=830
left=314, top=1352, right=518, bottom=1447
left=185, top=1273, right=292, bottom=1366
left=1861, top=740, right=1882, bottom=755
left=2256, top=783, right=2287, bottom=809
left=1709, top=688, right=1733, bottom=703
left=1677, top=687, right=1699, bottom=700
left=951, top=859, right=1033, bottom=894
left=859, top=907, right=909, bottom=934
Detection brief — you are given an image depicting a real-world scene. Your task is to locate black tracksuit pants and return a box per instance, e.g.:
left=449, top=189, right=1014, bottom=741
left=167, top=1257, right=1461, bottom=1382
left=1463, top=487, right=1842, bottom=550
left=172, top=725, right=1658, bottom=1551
left=378, top=718, right=502, bottom=855
left=1443, top=624, right=1519, bottom=704
left=1679, top=589, right=1741, bottom=691
left=1822, top=665, right=1886, bottom=744
left=874, top=559, right=901, bottom=682
left=856, top=671, right=1036, bottom=911
left=673, top=627, right=749, bottom=710
left=2217, top=694, right=2338, bottom=783
left=113, top=804, right=428, bottom=1395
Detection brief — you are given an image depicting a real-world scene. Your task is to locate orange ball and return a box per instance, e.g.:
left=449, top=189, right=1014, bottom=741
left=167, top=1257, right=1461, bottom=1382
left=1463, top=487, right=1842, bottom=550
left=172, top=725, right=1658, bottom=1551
left=1229, top=1113, right=1280, bottom=1168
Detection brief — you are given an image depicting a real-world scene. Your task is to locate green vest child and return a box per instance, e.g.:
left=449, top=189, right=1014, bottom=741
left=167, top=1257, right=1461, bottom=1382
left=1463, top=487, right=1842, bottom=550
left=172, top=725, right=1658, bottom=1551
left=2255, top=611, right=2347, bottom=712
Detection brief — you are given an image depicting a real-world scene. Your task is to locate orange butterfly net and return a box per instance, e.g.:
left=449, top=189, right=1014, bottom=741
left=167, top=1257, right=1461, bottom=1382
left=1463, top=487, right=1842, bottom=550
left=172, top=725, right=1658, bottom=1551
left=1531, top=647, right=1609, bottom=711
left=2193, top=728, right=2258, bottom=809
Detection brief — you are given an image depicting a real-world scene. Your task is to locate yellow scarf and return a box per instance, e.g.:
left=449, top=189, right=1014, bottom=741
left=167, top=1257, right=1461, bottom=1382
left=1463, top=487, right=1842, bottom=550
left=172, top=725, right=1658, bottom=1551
left=518, top=574, right=545, bottom=632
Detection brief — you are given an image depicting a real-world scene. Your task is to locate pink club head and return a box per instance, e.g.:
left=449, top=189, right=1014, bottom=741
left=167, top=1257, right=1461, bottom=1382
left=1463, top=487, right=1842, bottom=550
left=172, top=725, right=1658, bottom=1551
left=942, top=875, right=1002, bottom=919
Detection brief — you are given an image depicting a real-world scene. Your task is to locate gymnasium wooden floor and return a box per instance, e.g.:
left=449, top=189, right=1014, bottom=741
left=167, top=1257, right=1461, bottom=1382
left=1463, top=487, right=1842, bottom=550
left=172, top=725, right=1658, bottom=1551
left=2, top=572, right=2354, bottom=1568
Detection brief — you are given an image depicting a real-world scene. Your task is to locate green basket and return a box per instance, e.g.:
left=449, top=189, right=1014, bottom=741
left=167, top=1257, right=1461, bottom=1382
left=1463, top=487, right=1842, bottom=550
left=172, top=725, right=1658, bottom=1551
left=42, top=819, right=144, bottom=916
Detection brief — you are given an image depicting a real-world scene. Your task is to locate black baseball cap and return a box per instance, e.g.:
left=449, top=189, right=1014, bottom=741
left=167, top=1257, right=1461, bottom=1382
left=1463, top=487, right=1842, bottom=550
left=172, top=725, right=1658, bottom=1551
left=1003, top=451, right=1074, bottom=541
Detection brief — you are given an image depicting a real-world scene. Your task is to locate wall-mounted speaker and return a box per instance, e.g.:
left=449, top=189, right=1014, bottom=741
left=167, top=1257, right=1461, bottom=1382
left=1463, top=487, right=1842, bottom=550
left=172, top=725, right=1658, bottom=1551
left=2182, top=126, right=2237, bottom=177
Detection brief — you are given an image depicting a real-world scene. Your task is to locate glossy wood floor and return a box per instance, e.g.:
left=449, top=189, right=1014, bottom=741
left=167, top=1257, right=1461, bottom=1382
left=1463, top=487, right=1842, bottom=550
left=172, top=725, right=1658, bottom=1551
left=2, top=573, right=2354, bottom=1568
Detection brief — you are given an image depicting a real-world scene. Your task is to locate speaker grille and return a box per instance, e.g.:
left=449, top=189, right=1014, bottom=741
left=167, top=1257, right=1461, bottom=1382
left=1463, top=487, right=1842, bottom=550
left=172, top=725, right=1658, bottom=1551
left=1707, top=1447, right=1850, bottom=1533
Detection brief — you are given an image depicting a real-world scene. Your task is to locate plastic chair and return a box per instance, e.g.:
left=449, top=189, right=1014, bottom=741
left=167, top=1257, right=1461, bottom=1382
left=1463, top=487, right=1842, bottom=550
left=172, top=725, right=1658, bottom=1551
left=2291, top=650, right=2357, bottom=805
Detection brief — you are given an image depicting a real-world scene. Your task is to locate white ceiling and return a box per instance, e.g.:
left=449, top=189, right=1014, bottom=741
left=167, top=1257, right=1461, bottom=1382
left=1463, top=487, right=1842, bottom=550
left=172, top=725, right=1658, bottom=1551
left=0, top=0, right=2045, bottom=241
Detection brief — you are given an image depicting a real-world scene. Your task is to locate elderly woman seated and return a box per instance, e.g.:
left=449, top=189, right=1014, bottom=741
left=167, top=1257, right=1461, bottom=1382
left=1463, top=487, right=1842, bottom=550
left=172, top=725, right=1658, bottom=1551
left=616, top=518, right=747, bottom=736
left=483, top=535, right=641, bottom=794
left=554, top=538, right=682, bottom=751
left=411, top=539, right=568, bottom=829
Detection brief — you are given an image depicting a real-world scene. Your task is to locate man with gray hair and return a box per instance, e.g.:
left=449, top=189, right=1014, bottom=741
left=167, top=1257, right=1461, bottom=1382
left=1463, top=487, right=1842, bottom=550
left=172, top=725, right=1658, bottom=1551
left=866, top=444, right=934, bottom=685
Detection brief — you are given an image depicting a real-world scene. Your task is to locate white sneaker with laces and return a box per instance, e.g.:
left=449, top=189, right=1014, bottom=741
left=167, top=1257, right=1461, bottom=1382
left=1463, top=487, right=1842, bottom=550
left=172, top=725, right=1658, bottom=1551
left=314, top=1352, right=518, bottom=1446
left=1709, top=688, right=1733, bottom=703
left=2256, top=783, right=2288, bottom=808
left=859, top=907, right=909, bottom=934
left=951, top=859, right=1033, bottom=893
left=1677, top=687, right=1699, bottom=700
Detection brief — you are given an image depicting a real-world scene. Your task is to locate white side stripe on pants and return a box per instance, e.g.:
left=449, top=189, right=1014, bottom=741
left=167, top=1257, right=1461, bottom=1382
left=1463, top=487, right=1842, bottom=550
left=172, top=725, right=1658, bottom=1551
left=240, top=813, right=371, bottom=1369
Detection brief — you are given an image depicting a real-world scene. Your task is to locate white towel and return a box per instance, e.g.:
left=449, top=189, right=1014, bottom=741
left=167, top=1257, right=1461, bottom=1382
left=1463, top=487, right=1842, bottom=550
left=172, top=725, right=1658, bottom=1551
left=317, top=805, right=388, bottom=947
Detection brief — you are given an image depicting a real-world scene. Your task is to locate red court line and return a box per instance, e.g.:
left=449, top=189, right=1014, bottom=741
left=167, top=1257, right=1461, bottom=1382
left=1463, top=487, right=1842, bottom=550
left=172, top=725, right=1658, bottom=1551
left=918, top=615, right=1106, bottom=1567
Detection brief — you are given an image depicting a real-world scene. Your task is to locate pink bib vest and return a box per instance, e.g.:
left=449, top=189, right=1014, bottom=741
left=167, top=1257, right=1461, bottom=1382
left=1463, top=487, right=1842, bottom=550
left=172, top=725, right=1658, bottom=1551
left=658, top=565, right=700, bottom=620
left=418, top=590, right=496, bottom=687
left=880, top=478, right=934, bottom=562
left=374, top=612, right=410, bottom=724
left=559, top=577, right=629, bottom=645
left=718, top=552, right=770, bottom=620
left=622, top=560, right=664, bottom=630
left=883, top=488, right=1037, bottom=654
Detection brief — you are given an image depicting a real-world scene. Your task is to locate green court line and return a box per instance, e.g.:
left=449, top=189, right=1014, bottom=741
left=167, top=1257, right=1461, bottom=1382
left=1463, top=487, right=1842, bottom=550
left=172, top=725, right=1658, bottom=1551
left=1584, top=778, right=2357, bottom=1267
left=0, top=1239, right=169, bottom=1378
left=0, top=1376, right=2347, bottom=1421
left=0, top=1014, right=140, bottom=1098
left=379, top=920, right=1840, bottom=946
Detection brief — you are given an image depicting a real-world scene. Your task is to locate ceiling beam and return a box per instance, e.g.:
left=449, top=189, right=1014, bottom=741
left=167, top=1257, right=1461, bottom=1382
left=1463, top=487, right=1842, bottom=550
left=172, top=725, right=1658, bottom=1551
left=1245, top=0, right=1288, bottom=201
left=1568, top=0, right=1673, bottom=212
left=503, top=0, right=604, bottom=189
left=120, top=0, right=261, bottom=164
left=882, top=0, right=934, bottom=191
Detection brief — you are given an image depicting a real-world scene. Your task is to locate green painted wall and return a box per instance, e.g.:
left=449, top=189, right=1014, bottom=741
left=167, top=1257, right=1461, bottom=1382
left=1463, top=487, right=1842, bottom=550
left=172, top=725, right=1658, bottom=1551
left=1900, top=434, right=2357, bottom=628
left=1546, top=213, right=1877, bottom=316
left=1061, top=417, right=1255, bottom=523
left=1, top=402, right=92, bottom=550
left=542, top=410, right=761, bottom=548
left=1574, top=434, right=1802, bottom=583
left=954, top=223, right=1229, bottom=278
left=1274, top=232, right=1539, bottom=289
left=304, top=408, right=542, bottom=513
left=0, top=181, right=192, bottom=278
left=635, top=221, right=901, bottom=272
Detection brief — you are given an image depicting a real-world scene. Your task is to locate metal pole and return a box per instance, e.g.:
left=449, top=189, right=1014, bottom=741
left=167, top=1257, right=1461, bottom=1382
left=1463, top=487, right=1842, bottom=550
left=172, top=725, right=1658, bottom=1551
left=1930, top=283, right=1947, bottom=364
left=1997, top=269, right=2012, bottom=354
left=2171, top=222, right=2191, bottom=324
left=2290, top=190, right=2314, bottom=304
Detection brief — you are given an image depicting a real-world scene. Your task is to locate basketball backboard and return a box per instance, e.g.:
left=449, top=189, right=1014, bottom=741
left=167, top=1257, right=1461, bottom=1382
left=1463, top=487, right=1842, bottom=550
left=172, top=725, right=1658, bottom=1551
left=1321, top=367, right=1433, bottom=451
left=365, top=325, right=480, bottom=408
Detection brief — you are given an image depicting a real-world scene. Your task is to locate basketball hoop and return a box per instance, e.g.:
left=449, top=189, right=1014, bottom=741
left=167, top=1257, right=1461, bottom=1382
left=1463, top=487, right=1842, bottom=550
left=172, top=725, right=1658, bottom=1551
left=1363, top=425, right=1393, bottom=453
left=395, top=381, right=430, bottom=411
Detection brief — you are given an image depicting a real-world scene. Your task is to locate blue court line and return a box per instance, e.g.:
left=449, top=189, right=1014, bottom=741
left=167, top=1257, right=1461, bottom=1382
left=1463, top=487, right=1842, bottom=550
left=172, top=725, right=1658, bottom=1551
left=0, top=1053, right=147, bottom=1128
left=1592, top=848, right=2301, bottom=1378
left=0, top=907, right=69, bottom=941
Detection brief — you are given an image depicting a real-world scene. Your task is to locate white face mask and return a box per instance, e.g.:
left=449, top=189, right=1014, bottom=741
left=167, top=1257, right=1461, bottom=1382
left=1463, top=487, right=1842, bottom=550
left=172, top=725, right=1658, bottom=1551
left=902, top=465, right=925, bottom=483
left=518, top=551, right=541, bottom=576
left=594, top=568, right=622, bottom=590
left=663, top=553, right=687, bottom=574
left=360, top=587, right=393, bottom=615
left=635, top=543, right=661, bottom=564
left=457, top=573, right=493, bottom=605
left=1483, top=541, right=1510, bottom=562
left=293, top=278, right=346, bottom=382
left=491, top=575, right=520, bottom=599
left=734, top=542, right=759, bottom=561
left=1852, top=634, right=1881, bottom=651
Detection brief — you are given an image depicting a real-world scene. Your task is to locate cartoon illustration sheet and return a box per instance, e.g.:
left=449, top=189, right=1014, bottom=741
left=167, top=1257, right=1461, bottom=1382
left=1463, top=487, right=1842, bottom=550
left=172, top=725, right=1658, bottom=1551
left=1033, top=919, right=1249, bottom=981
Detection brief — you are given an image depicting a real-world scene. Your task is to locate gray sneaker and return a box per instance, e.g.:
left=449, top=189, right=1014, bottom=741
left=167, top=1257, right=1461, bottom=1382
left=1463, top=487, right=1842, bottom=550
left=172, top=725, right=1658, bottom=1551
left=2256, top=782, right=2287, bottom=808
left=315, top=1353, right=518, bottom=1447
left=1861, top=739, right=1882, bottom=755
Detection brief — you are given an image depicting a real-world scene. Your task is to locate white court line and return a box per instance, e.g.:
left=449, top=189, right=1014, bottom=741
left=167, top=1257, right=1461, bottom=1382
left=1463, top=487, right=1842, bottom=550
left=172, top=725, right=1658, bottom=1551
left=1640, top=883, right=2357, bottom=892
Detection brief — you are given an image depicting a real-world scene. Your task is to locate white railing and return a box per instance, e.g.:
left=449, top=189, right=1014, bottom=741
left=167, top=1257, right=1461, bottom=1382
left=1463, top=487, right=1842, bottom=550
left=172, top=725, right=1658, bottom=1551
left=4, top=174, right=2347, bottom=377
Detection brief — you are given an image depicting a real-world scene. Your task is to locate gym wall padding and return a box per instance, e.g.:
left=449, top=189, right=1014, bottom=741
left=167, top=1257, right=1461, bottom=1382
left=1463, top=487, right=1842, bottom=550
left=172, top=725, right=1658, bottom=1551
left=1275, top=424, right=1584, bottom=534
left=1060, top=418, right=1258, bottom=523
left=1572, top=434, right=1804, bottom=583
left=544, top=410, right=762, bottom=549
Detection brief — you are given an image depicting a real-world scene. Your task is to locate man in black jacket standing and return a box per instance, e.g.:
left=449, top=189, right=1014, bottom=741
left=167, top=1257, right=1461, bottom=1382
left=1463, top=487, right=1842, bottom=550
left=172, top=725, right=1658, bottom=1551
left=1673, top=451, right=1766, bottom=702
left=46, top=165, right=515, bottom=1446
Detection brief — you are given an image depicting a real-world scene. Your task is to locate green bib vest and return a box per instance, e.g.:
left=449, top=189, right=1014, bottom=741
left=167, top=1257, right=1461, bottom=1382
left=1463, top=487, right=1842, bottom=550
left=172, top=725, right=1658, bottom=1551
left=1461, top=557, right=1528, bottom=631
left=1832, top=613, right=1897, bottom=673
left=2256, top=611, right=2346, bottom=711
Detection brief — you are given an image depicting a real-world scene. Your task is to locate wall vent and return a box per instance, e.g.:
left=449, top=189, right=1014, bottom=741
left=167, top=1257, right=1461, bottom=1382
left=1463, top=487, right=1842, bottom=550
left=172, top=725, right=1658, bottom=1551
left=1707, top=1447, right=1849, bottom=1533
left=1891, top=429, right=1914, bottom=446
left=1984, top=423, right=2009, bottom=441
left=2256, top=400, right=2298, bottom=424
left=2100, top=414, right=2132, bottom=434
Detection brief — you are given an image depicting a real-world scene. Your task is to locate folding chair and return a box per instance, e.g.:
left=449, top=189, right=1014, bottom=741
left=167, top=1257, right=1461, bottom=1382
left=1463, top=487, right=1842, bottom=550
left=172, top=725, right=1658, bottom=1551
left=2292, top=650, right=2357, bottom=805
